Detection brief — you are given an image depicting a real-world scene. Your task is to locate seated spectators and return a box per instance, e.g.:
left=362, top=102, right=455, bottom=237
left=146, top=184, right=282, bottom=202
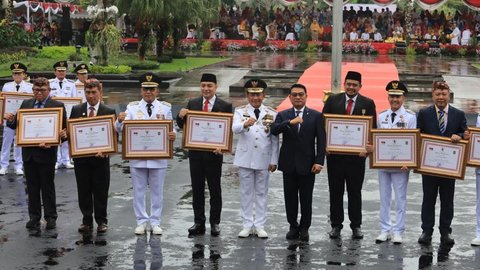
left=360, top=31, right=370, bottom=41
left=461, top=27, right=472, bottom=46
left=349, top=28, right=359, bottom=41
left=373, top=30, right=383, bottom=42
left=310, top=20, right=321, bottom=41
left=186, top=24, right=197, bottom=39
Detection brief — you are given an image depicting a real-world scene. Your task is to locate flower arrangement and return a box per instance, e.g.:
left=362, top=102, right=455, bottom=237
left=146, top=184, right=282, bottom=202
left=342, top=43, right=377, bottom=55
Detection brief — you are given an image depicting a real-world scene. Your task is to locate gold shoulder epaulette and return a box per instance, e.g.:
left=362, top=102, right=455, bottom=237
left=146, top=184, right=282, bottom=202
left=160, top=101, right=171, bottom=107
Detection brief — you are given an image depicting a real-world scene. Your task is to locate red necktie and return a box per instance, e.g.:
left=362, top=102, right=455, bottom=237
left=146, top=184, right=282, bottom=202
left=89, top=106, right=95, bottom=117
left=203, top=99, right=209, bottom=112
left=346, top=99, right=353, bottom=115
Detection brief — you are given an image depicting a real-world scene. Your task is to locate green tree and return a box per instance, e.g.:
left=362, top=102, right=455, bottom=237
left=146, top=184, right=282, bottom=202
left=116, top=0, right=220, bottom=61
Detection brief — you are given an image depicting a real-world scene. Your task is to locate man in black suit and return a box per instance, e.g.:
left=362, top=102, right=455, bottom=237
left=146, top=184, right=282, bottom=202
left=70, top=79, right=116, bottom=234
left=322, top=71, right=377, bottom=239
left=417, top=81, right=467, bottom=246
left=6, top=77, right=67, bottom=230
left=270, top=83, right=326, bottom=241
left=176, top=73, right=233, bottom=236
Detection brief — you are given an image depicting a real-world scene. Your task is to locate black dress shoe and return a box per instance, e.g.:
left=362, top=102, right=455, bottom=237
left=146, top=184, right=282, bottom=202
left=78, top=224, right=93, bottom=233
left=97, top=223, right=108, bottom=233
left=211, top=224, right=220, bottom=236
left=329, top=227, right=341, bottom=239
left=440, top=233, right=455, bottom=245
left=352, top=227, right=364, bottom=239
left=46, top=219, right=56, bottom=230
left=188, top=223, right=206, bottom=235
left=418, top=232, right=432, bottom=245
left=286, top=228, right=299, bottom=240
left=299, top=230, right=309, bottom=242
left=26, top=219, right=40, bottom=229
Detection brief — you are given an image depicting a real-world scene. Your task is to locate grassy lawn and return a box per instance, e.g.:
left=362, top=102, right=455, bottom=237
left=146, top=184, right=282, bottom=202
left=0, top=46, right=229, bottom=77
left=473, top=64, right=480, bottom=69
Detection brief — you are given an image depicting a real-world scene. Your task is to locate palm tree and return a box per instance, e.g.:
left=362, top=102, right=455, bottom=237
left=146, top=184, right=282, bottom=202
left=5, top=0, right=14, bottom=22
left=116, top=0, right=220, bottom=60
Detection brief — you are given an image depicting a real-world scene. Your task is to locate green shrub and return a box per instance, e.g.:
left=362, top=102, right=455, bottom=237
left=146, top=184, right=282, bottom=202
left=406, top=46, right=416, bottom=55
left=201, top=41, right=212, bottom=52
left=157, top=55, right=172, bottom=63
left=90, top=65, right=131, bottom=74
left=458, top=47, right=467, bottom=56
left=0, top=22, right=40, bottom=48
left=128, top=61, right=160, bottom=70
left=0, top=51, right=27, bottom=63
left=304, top=43, right=319, bottom=53
left=36, top=46, right=88, bottom=59
left=68, top=53, right=83, bottom=61
left=172, top=51, right=186, bottom=59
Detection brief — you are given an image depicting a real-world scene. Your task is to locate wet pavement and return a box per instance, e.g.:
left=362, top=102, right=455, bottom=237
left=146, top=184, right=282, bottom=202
left=2, top=52, right=480, bottom=269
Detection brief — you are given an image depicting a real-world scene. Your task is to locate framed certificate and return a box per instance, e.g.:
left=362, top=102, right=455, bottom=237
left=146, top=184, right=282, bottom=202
left=324, top=114, right=373, bottom=155
left=414, top=134, right=468, bottom=180
left=16, top=107, right=63, bottom=146
left=0, top=97, right=4, bottom=120
left=1, top=92, right=33, bottom=114
left=370, top=129, right=420, bottom=168
left=52, top=97, right=82, bottom=118
left=467, top=127, right=480, bottom=167
left=75, top=83, right=86, bottom=102
left=182, top=111, right=233, bottom=153
left=67, top=115, right=117, bottom=158
left=122, top=120, right=173, bottom=159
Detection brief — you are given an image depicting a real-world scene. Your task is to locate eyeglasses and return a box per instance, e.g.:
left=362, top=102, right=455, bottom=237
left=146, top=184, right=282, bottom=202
left=290, top=92, right=305, bottom=97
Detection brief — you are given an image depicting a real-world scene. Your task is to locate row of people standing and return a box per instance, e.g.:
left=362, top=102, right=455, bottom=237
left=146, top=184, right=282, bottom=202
left=0, top=61, right=89, bottom=176
left=2, top=64, right=480, bottom=247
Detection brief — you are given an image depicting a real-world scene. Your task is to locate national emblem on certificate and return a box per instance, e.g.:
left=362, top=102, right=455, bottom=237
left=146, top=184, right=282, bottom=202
left=68, top=115, right=117, bottom=158
left=182, top=111, right=233, bottom=152
left=122, top=120, right=173, bottom=159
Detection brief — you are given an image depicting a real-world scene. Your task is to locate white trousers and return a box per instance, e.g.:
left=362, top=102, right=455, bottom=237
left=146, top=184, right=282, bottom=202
left=56, top=141, right=70, bottom=164
left=476, top=169, right=480, bottom=238
left=130, top=167, right=165, bottom=226
left=0, top=127, right=22, bottom=169
left=378, top=170, right=409, bottom=234
left=239, top=167, right=269, bottom=229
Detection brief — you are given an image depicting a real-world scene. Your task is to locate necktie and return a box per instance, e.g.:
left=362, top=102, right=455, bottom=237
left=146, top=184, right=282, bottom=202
left=35, top=101, right=42, bottom=108
left=89, top=106, right=95, bottom=117
left=346, top=98, right=354, bottom=115
left=296, top=110, right=301, bottom=133
left=254, top=108, right=260, bottom=119
left=146, top=103, right=152, bottom=117
left=391, top=112, right=396, bottom=123
left=438, top=110, right=446, bottom=133
left=59, top=81, right=63, bottom=89
left=203, top=99, right=209, bottom=112
left=15, top=85, right=20, bottom=91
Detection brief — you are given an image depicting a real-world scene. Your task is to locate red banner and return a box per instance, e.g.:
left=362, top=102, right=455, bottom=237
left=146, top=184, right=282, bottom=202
left=463, top=0, right=480, bottom=10
left=414, top=0, right=448, bottom=10
left=370, top=0, right=396, bottom=5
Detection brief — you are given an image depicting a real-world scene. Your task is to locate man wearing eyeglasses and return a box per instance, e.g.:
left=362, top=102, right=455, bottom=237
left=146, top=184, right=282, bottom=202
left=416, top=81, right=467, bottom=246
left=270, top=83, right=326, bottom=242
left=322, top=71, right=377, bottom=240
left=5, top=77, right=67, bottom=230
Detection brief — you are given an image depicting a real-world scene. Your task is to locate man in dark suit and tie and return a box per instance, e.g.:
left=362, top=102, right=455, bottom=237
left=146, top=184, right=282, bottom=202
left=70, top=79, right=116, bottom=234
left=6, top=77, right=67, bottom=230
left=176, top=73, right=233, bottom=236
left=270, top=83, right=326, bottom=241
left=322, top=71, right=377, bottom=239
left=417, top=81, right=467, bottom=246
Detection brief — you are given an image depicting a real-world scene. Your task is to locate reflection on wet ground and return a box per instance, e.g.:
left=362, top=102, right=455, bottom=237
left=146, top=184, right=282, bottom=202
left=1, top=52, right=480, bottom=269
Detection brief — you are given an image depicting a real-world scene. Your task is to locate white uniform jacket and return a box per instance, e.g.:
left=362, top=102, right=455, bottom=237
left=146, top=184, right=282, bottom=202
left=1, top=80, right=33, bottom=126
left=49, top=78, right=77, bottom=98
left=116, top=99, right=174, bottom=169
left=377, top=106, right=416, bottom=130
left=232, top=104, right=279, bottom=170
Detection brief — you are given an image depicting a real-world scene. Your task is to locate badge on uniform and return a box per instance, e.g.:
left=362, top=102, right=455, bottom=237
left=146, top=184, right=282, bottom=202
left=136, top=110, right=144, bottom=119
left=157, top=114, right=165, bottom=120
left=262, top=113, right=274, bottom=133
left=396, top=115, right=406, bottom=128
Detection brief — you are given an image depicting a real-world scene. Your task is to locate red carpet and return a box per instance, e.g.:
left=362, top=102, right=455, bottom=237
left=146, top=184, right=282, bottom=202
left=276, top=62, right=398, bottom=114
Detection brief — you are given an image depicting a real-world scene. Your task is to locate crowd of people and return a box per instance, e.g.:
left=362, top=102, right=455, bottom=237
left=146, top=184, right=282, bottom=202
left=187, top=4, right=480, bottom=46
left=1, top=61, right=480, bottom=249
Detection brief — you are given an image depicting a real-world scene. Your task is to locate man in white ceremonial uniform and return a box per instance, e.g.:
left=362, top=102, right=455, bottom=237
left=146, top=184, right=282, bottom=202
left=116, top=72, right=176, bottom=235
left=0, top=62, right=33, bottom=175
left=232, top=79, right=279, bottom=239
left=73, top=63, right=89, bottom=102
left=472, top=117, right=480, bottom=246
left=49, top=61, right=77, bottom=169
left=375, top=81, right=416, bottom=244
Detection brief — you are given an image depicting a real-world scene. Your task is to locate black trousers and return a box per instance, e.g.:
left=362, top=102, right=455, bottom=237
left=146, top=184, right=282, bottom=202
left=283, top=171, right=315, bottom=230
left=189, top=153, right=223, bottom=225
left=327, top=155, right=366, bottom=229
left=23, top=161, right=57, bottom=221
left=421, top=175, right=455, bottom=235
left=74, top=157, right=110, bottom=225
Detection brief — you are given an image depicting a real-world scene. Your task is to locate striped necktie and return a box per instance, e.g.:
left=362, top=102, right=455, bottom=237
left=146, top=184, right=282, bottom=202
left=438, top=110, right=446, bottom=134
